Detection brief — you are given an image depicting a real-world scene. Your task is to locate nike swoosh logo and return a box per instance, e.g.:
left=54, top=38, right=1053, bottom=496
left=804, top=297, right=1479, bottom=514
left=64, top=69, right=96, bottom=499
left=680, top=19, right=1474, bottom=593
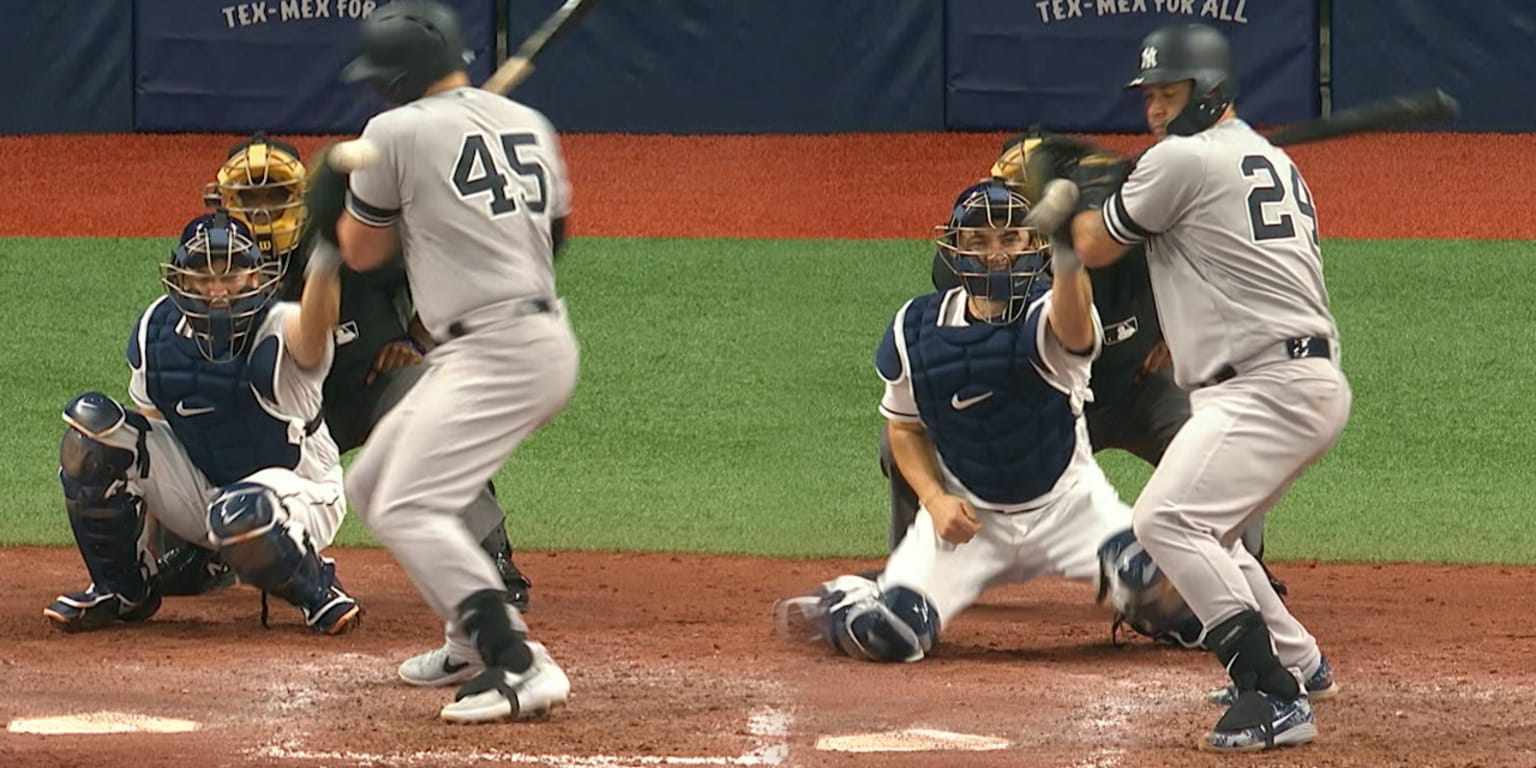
left=175, top=401, right=216, bottom=417
left=442, top=658, right=471, bottom=674
left=950, top=392, right=994, bottom=411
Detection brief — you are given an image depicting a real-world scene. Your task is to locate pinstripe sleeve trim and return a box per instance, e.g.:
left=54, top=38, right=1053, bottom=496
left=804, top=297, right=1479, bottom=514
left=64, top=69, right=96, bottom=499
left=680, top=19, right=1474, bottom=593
left=1103, top=191, right=1152, bottom=246
left=345, top=190, right=400, bottom=227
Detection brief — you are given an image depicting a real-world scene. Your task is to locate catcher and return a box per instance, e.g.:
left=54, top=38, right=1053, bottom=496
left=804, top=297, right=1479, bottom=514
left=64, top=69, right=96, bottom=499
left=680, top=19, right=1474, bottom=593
left=776, top=178, right=1151, bottom=662
left=154, top=134, right=535, bottom=611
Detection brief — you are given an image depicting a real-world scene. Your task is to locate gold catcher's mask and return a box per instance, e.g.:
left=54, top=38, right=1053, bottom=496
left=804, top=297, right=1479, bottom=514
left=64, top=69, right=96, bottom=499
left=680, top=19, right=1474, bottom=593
left=206, top=133, right=308, bottom=259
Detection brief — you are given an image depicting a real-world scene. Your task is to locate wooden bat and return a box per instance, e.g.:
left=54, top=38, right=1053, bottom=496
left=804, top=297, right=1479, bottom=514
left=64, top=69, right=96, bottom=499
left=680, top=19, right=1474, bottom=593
left=1267, top=89, right=1460, bottom=147
left=481, top=0, right=599, bottom=96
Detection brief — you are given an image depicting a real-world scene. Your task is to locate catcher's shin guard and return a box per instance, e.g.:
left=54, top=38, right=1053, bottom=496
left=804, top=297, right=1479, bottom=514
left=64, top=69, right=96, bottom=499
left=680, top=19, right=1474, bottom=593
left=207, top=482, right=362, bottom=634
left=46, top=393, right=161, bottom=632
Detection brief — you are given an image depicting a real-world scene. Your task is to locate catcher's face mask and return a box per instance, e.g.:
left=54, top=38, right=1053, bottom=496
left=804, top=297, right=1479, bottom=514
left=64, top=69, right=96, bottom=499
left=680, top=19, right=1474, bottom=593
left=162, top=211, right=284, bottom=363
left=934, top=180, right=1051, bottom=325
left=206, top=136, right=308, bottom=260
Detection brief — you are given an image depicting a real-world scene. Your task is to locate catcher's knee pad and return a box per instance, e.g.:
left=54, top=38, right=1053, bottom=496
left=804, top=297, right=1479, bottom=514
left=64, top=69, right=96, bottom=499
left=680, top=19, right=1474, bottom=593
left=1096, top=528, right=1203, bottom=648
left=826, top=580, right=941, bottom=663
left=207, top=482, right=333, bottom=610
left=60, top=392, right=154, bottom=600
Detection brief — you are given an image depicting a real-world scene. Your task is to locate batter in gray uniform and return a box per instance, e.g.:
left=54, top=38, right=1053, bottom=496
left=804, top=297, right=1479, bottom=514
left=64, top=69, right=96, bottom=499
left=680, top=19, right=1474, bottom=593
left=322, top=0, right=578, bottom=725
left=1048, top=24, right=1350, bottom=752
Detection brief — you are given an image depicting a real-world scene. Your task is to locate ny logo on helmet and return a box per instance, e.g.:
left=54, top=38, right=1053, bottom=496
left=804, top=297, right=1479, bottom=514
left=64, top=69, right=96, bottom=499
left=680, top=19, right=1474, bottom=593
left=1140, top=46, right=1158, bottom=70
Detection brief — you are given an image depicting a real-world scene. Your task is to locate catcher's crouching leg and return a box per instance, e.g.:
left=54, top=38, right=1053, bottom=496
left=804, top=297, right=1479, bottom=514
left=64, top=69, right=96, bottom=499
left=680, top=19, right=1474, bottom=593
left=775, top=575, right=940, bottom=663
left=207, top=483, right=362, bottom=635
left=45, top=393, right=162, bottom=632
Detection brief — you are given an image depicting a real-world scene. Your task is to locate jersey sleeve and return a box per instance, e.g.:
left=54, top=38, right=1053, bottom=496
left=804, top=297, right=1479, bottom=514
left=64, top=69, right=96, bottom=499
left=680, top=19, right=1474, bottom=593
left=345, top=115, right=404, bottom=227
left=267, top=303, right=332, bottom=417
left=877, top=303, right=920, bottom=423
left=126, top=302, right=156, bottom=410
left=1031, top=292, right=1102, bottom=393
left=1102, top=137, right=1207, bottom=246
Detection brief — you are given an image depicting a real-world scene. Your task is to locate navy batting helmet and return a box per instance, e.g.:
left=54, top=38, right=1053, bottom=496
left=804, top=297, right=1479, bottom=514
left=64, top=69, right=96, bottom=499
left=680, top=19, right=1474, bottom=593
left=1125, top=23, right=1237, bottom=137
left=341, top=0, right=474, bottom=104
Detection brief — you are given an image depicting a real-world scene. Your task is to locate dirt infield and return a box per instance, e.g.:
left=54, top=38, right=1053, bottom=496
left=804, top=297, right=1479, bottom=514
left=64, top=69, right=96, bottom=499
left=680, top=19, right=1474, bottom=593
left=4, top=547, right=1534, bottom=768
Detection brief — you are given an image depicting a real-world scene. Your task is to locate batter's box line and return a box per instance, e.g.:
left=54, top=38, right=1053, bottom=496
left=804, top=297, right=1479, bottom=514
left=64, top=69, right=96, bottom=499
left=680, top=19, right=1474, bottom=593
left=251, top=705, right=792, bottom=768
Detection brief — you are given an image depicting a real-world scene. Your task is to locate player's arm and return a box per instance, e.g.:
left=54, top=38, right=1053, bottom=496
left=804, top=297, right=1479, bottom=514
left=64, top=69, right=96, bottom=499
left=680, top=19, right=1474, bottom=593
left=126, top=307, right=164, bottom=420
left=1075, top=139, right=1206, bottom=269
left=1045, top=251, right=1096, bottom=355
left=283, top=241, right=341, bottom=371
left=336, top=120, right=403, bottom=273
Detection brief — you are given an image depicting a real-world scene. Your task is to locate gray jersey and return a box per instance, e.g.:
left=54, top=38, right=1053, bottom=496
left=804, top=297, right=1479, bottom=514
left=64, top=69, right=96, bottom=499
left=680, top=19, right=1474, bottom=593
left=347, top=87, right=572, bottom=339
left=1101, top=119, right=1338, bottom=389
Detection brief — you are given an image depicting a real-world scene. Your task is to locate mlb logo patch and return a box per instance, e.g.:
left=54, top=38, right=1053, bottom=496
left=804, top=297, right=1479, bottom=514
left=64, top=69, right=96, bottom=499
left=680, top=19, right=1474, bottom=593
left=1104, top=317, right=1139, bottom=345
left=333, top=321, right=359, bottom=346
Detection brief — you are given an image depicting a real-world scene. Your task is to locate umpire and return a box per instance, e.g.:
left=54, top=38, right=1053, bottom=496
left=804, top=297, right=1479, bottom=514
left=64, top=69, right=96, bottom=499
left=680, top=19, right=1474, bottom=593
left=878, top=129, right=1282, bottom=591
left=160, top=135, right=535, bottom=611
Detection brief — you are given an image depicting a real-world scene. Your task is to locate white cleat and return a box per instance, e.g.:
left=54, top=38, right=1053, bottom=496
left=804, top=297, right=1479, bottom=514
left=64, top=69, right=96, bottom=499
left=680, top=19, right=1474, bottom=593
left=398, top=644, right=483, bottom=688
left=439, top=641, right=571, bottom=724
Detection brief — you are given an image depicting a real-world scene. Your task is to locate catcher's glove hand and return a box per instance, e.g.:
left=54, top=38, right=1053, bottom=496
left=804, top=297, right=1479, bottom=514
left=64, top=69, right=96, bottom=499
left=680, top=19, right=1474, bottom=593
left=1022, top=134, right=1133, bottom=215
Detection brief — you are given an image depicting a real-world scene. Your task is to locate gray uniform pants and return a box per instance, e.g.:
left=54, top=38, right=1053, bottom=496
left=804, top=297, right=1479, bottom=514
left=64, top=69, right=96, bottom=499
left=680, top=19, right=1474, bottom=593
left=881, top=369, right=1267, bottom=557
left=330, top=363, right=506, bottom=543
left=346, top=303, right=578, bottom=640
left=1131, top=357, right=1349, bottom=674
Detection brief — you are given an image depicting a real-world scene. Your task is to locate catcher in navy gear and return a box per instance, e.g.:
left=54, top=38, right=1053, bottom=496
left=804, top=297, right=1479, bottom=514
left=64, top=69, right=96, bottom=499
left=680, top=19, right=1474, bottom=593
left=45, top=211, right=362, bottom=635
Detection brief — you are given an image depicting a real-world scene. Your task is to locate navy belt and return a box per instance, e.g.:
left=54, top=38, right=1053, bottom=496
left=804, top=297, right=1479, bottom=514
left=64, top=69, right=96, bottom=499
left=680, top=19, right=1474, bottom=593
left=446, top=298, right=553, bottom=339
left=1203, top=337, right=1332, bottom=387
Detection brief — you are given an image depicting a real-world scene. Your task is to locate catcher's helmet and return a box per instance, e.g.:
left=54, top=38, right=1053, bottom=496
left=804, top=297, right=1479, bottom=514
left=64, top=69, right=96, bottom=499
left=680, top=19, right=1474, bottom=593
left=161, top=210, right=283, bottom=363
left=206, top=133, right=308, bottom=260
left=1125, top=23, right=1237, bottom=137
left=933, top=178, right=1052, bottom=325
left=341, top=0, right=473, bottom=103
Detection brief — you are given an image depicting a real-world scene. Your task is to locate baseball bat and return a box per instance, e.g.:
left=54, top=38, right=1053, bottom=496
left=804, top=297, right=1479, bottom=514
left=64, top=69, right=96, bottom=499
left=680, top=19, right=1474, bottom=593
left=1266, top=89, right=1460, bottom=147
left=481, top=0, right=599, bottom=96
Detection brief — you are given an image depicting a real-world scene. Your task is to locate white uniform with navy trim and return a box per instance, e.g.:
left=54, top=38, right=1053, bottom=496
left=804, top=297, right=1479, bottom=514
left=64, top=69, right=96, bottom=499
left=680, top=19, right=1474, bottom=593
left=877, top=288, right=1132, bottom=627
left=126, top=299, right=347, bottom=554
left=1100, top=117, right=1350, bottom=680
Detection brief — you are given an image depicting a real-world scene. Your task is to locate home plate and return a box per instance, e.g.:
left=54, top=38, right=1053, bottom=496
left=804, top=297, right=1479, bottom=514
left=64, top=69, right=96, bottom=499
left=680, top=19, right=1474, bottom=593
left=816, top=728, right=1011, bottom=753
left=7, top=712, right=201, bottom=734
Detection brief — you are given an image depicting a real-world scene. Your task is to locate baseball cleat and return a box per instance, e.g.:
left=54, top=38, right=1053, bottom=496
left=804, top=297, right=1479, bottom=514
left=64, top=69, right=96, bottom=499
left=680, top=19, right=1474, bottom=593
left=301, top=565, right=364, bottom=635
left=1206, top=655, right=1337, bottom=706
left=399, top=644, right=484, bottom=687
left=1201, top=691, right=1316, bottom=752
left=44, top=585, right=161, bottom=633
left=439, top=641, right=570, bottom=724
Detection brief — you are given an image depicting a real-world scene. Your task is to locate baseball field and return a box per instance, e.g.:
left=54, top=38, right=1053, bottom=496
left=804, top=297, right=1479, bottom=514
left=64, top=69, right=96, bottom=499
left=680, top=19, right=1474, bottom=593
left=2, top=131, right=1535, bottom=767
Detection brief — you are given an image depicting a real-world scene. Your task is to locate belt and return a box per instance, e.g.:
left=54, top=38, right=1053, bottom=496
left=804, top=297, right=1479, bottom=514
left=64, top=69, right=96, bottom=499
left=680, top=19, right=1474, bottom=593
left=446, top=297, right=554, bottom=339
left=1201, top=336, right=1332, bottom=388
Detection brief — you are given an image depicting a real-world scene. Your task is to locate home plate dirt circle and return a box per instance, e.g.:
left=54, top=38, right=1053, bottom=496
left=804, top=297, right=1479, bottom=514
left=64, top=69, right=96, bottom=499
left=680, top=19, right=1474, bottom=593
left=815, top=728, right=1012, bottom=752
left=7, top=711, right=201, bottom=734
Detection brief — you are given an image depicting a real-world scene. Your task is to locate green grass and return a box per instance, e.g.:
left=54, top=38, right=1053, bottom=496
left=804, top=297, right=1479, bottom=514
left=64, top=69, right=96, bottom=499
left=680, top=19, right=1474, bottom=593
left=2, top=236, right=1533, bottom=563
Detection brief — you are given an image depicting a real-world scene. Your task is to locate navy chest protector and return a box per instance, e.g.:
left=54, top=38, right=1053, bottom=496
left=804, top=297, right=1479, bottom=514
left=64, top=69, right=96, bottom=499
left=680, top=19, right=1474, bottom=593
left=900, top=293, right=1078, bottom=506
left=134, top=301, right=303, bottom=487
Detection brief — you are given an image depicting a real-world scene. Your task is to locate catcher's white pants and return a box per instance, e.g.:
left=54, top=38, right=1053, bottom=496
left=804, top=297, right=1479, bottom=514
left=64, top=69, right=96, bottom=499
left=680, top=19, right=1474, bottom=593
left=881, top=461, right=1131, bottom=628
left=126, top=417, right=347, bottom=554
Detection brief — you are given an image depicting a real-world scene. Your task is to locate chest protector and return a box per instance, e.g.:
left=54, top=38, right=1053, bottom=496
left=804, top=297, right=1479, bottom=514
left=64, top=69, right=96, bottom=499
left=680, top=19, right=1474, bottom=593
left=137, top=300, right=302, bottom=487
left=901, top=293, right=1078, bottom=506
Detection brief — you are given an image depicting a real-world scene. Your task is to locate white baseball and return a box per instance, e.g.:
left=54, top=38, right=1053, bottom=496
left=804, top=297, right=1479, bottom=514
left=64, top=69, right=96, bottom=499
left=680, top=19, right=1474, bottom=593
left=327, top=138, right=380, bottom=173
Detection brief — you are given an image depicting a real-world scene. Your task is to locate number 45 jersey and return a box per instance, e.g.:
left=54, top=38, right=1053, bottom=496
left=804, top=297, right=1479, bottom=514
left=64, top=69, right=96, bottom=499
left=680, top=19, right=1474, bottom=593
left=1099, top=119, right=1341, bottom=390
left=346, top=87, right=571, bottom=341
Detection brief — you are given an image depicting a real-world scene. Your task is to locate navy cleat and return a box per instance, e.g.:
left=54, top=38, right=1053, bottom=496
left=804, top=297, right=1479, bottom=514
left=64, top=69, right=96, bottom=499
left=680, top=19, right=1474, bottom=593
left=1206, top=655, right=1338, bottom=706
left=1201, top=691, right=1316, bottom=752
left=44, top=584, right=162, bottom=633
left=300, top=561, right=363, bottom=635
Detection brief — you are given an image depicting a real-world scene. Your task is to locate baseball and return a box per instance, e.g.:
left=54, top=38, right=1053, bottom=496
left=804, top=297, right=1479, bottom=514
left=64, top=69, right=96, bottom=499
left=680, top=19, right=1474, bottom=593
left=327, top=138, right=380, bottom=173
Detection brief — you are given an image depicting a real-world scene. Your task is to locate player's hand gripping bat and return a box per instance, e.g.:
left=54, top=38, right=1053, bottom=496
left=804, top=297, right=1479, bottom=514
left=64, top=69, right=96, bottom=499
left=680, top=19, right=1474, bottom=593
left=481, top=0, right=599, bottom=96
